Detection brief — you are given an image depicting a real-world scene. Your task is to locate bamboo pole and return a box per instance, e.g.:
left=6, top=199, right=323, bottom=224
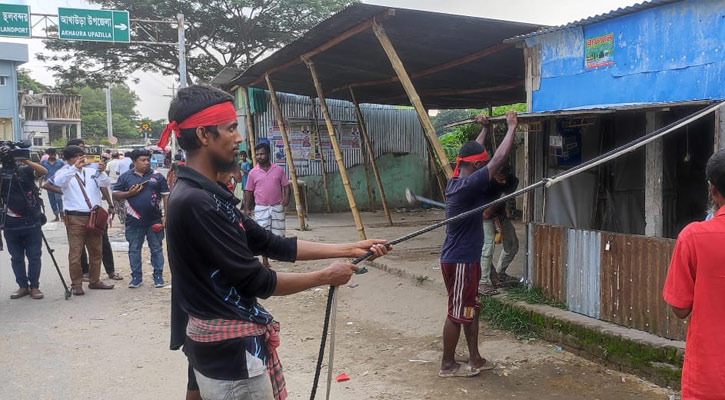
left=265, top=74, right=307, bottom=231
left=306, top=60, right=367, bottom=240
left=310, top=97, right=332, bottom=213
left=350, top=87, right=392, bottom=226
left=242, top=87, right=257, bottom=167
left=427, top=141, right=446, bottom=201
left=372, top=20, right=453, bottom=179
left=360, top=134, right=376, bottom=212
left=328, top=43, right=512, bottom=95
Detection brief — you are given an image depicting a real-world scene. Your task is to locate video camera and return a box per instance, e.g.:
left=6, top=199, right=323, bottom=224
left=0, top=141, right=31, bottom=168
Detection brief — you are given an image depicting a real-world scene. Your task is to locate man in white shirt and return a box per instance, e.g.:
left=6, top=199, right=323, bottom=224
left=54, top=145, right=116, bottom=296
left=116, top=151, right=133, bottom=177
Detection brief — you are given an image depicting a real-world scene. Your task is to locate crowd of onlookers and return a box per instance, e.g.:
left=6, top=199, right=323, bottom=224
left=3, top=139, right=286, bottom=300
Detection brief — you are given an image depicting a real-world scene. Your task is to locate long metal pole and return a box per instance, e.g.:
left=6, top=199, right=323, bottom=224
left=177, top=13, right=187, bottom=88
left=104, top=87, right=113, bottom=140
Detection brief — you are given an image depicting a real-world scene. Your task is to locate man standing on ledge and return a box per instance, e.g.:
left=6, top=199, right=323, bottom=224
left=664, top=149, right=725, bottom=399
left=162, top=85, right=390, bottom=400
left=244, top=142, right=290, bottom=268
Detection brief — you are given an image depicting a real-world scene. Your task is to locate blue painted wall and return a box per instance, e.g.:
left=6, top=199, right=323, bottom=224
left=0, top=43, right=28, bottom=141
left=526, top=0, right=725, bottom=111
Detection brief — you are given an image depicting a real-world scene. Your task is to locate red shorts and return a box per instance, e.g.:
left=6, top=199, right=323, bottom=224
left=441, top=262, right=481, bottom=324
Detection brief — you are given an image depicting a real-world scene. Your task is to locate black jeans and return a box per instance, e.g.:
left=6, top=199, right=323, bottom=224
left=81, top=229, right=115, bottom=275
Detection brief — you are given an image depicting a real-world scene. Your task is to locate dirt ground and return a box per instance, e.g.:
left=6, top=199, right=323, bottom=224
left=0, top=204, right=677, bottom=399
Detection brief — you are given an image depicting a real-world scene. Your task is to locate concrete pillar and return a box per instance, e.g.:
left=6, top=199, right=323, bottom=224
left=61, top=125, right=67, bottom=141
left=76, top=122, right=82, bottom=138
left=645, top=111, right=664, bottom=237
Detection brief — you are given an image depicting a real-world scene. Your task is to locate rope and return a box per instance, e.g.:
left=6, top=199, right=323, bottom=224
left=309, top=101, right=724, bottom=399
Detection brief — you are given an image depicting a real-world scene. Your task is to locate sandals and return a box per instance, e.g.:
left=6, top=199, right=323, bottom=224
left=478, top=284, right=499, bottom=296
left=108, top=273, right=124, bottom=280
left=438, top=364, right=480, bottom=378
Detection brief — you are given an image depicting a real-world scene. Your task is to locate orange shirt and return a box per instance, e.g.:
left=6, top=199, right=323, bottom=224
left=664, top=206, right=725, bottom=399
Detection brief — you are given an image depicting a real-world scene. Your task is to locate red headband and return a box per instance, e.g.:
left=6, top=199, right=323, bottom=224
left=157, top=102, right=237, bottom=149
left=452, top=150, right=489, bottom=177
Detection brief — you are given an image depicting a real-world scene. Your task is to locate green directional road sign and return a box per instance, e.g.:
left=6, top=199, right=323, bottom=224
left=58, top=7, right=130, bottom=43
left=0, top=4, right=31, bottom=38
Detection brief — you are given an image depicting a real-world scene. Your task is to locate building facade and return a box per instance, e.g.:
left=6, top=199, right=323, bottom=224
left=0, top=42, right=28, bottom=141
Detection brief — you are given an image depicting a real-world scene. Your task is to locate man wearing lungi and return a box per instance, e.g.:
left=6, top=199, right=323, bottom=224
left=244, top=142, right=290, bottom=268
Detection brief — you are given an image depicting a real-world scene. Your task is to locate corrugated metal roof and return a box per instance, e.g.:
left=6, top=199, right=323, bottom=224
left=221, top=3, right=541, bottom=109
left=505, top=0, right=682, bottom=43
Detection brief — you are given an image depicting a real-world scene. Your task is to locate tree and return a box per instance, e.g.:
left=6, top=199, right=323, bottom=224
left=76, top=83, right=140, bottom=139
left=38, top=0, right=354, bottom=87
left=17, top=68, right=49, bottom=93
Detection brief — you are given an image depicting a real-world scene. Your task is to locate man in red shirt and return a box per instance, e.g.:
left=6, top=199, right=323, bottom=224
left=664, top=149, right=725, bottom=399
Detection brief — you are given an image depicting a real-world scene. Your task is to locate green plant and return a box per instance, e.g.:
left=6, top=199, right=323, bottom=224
left=413, top=275, right=430, bottom=285
left=50, top=138, right=67, bottom=148
left=505, top=286, right=567, bottom=309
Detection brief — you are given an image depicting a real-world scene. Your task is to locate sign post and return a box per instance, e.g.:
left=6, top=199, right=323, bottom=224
left=58, top=7, right=129, bottom=43
left=0, top=4, right=31, bottom=38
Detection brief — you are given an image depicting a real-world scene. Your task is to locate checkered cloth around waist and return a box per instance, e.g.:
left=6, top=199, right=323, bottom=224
left=187, top=316, right=287, bottom=400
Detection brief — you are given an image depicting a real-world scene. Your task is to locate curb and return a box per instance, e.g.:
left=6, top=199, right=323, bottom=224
left=480, top=293, right=684, bottom=389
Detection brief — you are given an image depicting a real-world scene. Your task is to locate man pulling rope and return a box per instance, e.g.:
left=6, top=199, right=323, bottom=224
left=162, top=85, right=390, bottom=400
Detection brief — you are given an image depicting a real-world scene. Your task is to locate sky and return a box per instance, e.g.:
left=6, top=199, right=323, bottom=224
left=1, top=0, right=643, bottom=120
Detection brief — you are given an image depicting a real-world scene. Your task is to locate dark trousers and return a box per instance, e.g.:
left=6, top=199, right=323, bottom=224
left=81, top=229, right=114, bottom=275
left=4, top=225, right=42, bottom=288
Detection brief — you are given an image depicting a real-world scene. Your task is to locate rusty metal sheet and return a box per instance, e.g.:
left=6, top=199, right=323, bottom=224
left=533, top=224, right=566, bottom=303
left=566, top=229, right=601, bottom=319
left=599, top=233, right=687, bottom=340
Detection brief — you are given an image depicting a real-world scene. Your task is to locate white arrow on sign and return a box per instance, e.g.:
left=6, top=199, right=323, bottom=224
left=114, top=23, right=127, bottom=31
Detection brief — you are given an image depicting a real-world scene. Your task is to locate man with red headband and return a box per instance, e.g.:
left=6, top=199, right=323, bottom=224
left=438, top=110, right=518, bottom=378
left=163, top=85, right=390, bottom=400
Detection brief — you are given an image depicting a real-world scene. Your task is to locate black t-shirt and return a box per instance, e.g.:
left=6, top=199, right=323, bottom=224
left=1, top=165, right=41, bottom=228
left=167, top=165, right=297, bottom=380
left=490, top=174, right=520, bottom=218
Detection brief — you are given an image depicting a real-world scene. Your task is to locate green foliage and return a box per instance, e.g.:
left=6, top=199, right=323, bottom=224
left=431, top=103, right=527, bottom=163
left=137, top=117, right=167, bottom=139
left=16, top=69, right=49, bottom=93
left=76, top=84, right=140, bottom=140
left=505, top=286, right=567, bottom=309
left=50, top=138, right=68, bottom=148
left=480, top=295, right=539, bottom=339
left=38, top=0, right=354, bottom=86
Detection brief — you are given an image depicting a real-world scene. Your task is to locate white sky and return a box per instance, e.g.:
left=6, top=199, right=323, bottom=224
left=2, top=0, right=642, bottom=120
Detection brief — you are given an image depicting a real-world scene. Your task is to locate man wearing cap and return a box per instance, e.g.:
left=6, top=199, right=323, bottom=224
left=54, top=145, right=116, bottom=295
left=162, top=85, right=390, bottom=400
left=438, top=111, right=517, bottom=378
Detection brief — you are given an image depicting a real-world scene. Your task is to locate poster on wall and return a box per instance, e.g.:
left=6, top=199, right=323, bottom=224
left=268, top=118, right=361, bottom=169
left=585, top=33, right=614, bottom=69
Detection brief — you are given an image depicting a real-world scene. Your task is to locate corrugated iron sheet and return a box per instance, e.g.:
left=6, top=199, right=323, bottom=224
left=599, top=233, right=687, bottom=340
left=566, top=229, right=601, bottom=319
left=533, top=224, right=566, bottom=303
left=505, top=0, right=682, bottom=42
left=254, top=91, right=426, bottom=177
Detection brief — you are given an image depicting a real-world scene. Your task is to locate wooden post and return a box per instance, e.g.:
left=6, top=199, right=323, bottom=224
left=242, top=87, right=257, bottom=167
left=265, top=74, right=307, bottom=231
left=372, top=20, right=453, bottom=179
left=715, top=104, right=725, bottom=152
left=306, top=61, right=367, bottom=240
left=645, top=111, right=663, bottom=237
left=349, top=87, right=393, bottom=226
left=427, top=141, right=446, bottom=201
left=360, top=136, right=376, bottom=212
left=310, top=97, right=332, bottom=213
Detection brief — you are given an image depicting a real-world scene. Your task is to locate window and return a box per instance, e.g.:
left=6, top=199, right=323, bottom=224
left=33, top=137, right=43, bottom=146
left=0, top=76, right=7, bottom=86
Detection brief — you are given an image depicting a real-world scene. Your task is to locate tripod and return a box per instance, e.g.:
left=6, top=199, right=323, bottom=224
left=0, top=167, right=72, bottom=300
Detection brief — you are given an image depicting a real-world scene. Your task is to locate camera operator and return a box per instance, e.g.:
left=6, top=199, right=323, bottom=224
left=0, top=146, right=48, bottom=300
